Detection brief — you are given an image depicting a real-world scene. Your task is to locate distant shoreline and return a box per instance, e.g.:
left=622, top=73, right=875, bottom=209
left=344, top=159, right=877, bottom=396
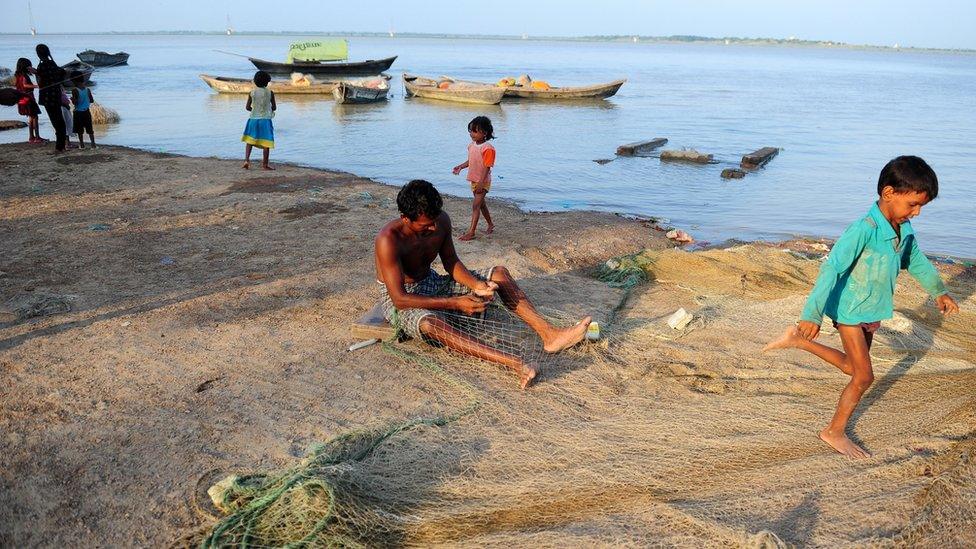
left=0, top=31, right=973, bottom=55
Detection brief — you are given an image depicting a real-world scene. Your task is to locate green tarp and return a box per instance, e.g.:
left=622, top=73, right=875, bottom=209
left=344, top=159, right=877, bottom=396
left=286, top=39, right=348, bottom=63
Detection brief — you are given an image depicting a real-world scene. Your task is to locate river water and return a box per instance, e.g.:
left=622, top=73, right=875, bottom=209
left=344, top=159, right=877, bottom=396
left=2, top=34, right=974, bottom=257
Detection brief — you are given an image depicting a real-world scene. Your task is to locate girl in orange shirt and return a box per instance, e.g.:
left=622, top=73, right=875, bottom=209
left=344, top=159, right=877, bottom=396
left=453, top=116, right=496, bottom=241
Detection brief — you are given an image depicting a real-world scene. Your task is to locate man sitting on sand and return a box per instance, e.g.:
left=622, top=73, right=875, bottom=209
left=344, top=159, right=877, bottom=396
left=375, top=179, right=592, bottom=389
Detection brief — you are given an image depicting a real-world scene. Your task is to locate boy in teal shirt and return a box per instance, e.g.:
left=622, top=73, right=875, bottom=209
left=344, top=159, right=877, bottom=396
left=764, top=156, right=959, bottom=459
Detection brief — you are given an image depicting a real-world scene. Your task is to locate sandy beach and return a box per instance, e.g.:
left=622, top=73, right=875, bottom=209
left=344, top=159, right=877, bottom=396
left=1, top=143, right=974, bottom=547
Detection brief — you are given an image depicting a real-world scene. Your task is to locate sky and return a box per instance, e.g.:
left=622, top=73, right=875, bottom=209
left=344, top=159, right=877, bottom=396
left=3, top=0, right=974, bottom=50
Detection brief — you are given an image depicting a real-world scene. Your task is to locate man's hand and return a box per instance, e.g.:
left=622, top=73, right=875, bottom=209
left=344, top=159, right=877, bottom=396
left=454, top=295, right=488, bottom=315
left=936, top=294, right=959, bottom=316
left=452, top=165, right=463, bottom=175
left=796, top=320, right=820, bottom=341
left=472, top=281, right=498, bottom=300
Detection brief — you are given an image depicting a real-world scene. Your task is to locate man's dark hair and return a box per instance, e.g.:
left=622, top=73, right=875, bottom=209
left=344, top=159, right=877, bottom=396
left=878, top=155, right=938, bottom=200
left=397, top=179, right=443, bottom=221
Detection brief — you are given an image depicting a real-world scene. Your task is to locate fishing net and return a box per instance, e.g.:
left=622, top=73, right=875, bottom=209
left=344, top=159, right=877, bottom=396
left=89, top=103, right=120, bottom=124
left=184, top=245, right=976, bottom=547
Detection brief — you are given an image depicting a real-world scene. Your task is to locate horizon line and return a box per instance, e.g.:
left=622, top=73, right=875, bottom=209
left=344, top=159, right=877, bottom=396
left=1, top=30, right=973, bottom=53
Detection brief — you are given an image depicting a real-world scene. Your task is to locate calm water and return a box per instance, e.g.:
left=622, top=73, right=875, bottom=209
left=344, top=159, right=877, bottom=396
left=3, top=35, right=975, bottom=257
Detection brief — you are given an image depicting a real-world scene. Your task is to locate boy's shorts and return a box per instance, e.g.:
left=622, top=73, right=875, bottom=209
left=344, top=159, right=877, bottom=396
left=379, top=267, right=494, bottom=340
left=832, top=320, right=882, bottom=333
left=469, top=181, right=490, bottom=194
left=73, top=109, right=94, bottom=134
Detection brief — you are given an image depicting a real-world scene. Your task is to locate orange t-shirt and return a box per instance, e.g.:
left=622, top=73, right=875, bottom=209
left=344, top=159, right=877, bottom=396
left=466, top=141, right=495, bottom=185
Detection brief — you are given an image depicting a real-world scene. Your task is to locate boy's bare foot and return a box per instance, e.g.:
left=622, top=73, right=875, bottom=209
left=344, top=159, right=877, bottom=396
left=819, top=428, right=871, bottom=459
left=485, top=224, right=494, bottom=234
left=242, top=161, right=250, bottom=170
left=762, top=326, right=802, bottom=353
left=91, top=143, right=97, bottom=149
left=519, top=363, right=538, bottom=389
left=543, top=317, right=592, bottom=353
left=458, top=232, right=476, bottom=241
left=262, top=164, right=275, bottom=171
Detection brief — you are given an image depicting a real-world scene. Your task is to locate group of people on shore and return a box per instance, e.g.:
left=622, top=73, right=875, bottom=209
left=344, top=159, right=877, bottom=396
left=239, top=70, right=497, bottom=240
left=13, top=44, right=96, bottom=151
left=237, top=71, right=962, bottom=459
left=376, top=156, right=959, bottom=459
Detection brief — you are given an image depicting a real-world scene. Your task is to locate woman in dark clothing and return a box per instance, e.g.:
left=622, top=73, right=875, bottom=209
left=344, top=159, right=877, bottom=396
left=35, top=43, right=67, bottom=152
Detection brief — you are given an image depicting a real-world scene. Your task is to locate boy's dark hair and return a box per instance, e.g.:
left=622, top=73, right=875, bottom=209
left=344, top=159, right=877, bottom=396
left=253, top=70, right=272, bottom=87
left=878, top=155, right=938, bottom=200
left=15, top=58, right=32, bottom=76
left=397, top=180, right=443, bottom=221
left=71, top=71, right=85, bottom=86
left=468, top=116, right=495, bottom=140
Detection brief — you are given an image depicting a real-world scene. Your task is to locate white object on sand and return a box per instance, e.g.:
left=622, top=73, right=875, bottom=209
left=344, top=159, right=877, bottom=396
left=586, top=321, right=601, bottom=341
left=347, top=338, right=379, bottom=352
left=667, top=308, right=693, bottom=330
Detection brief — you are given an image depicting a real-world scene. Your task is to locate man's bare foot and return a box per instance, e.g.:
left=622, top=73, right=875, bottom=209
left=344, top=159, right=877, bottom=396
left=819, top=428, right=871, bottom=459
left=485, top=224, right=494, bottom=234
left=242, top=161, right=250, bottom=170
left=543, top=317, right=592, bottom=353
left=519, top=363, right=538, bottom=389
left=262, top=164, right=275, bottom=171
left=458, top=232, right=476, bottom=241
left=762, top=326, right=802, bottom=353
left=91, top=143, right=97, bottom=149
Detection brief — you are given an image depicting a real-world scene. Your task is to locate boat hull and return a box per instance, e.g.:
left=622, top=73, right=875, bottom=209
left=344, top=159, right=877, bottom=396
left=402, top=74, right=504, bottom=105
left=333, top=82, right=389, bottom=104
left=76, top=51, right=129, bottom=67
left=199, top=74, right=338, bottom=94
left=249, top=56, right=396, bottom=77
left=502, top=79, right=625, bottom=99
left=442, top=76, right=625, bottom=100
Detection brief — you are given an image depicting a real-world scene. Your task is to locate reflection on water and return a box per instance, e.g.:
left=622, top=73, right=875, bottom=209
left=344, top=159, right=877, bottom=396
left=1, top=34, right=974, bottom=256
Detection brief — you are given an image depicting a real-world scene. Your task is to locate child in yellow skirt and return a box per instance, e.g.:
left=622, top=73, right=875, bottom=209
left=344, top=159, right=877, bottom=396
left=242, top=71, right=276, bottom=170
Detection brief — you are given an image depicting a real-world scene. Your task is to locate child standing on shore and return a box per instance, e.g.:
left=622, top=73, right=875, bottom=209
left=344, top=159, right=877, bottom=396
left=60, top=90, right=75, bottom=148
left=241, top=70, right=276, bottom=170
left=14, top=58, right=43, bottom=143
left=71, top=73, right=96, bottom=149
left=763, top=156, right=959, bottom=459
left=452, top=116, right=496, bottom=241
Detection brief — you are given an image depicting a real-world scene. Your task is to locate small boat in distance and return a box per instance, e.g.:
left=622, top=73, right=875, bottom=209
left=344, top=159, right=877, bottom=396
left=442, top=76, right=626, bottom=100
left=333, top=79, right=389, bottom=104
left=76, top=50, right=129, bottom=67
left=248, top=56, right=397, bottom=78
left=402, top=74, right=505, bottom=105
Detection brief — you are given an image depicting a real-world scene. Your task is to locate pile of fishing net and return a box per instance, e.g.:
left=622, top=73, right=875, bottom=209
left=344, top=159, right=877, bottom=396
left=89, top=103, right=120, bottom=124
left=290, top=72, right=316, bottom=87
left=182, top=244, right=976, bottom=547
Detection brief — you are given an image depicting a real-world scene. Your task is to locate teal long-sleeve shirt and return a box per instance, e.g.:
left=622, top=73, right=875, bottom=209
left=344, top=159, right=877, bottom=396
left=801, top=202, right=947, bottom=325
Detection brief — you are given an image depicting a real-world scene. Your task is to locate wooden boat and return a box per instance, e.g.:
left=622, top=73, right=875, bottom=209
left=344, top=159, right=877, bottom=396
left=76, top=50, right=129, bottom=67
left=61, top=60, right=96, bottom=87
left=248, top=55, right=396, bottom=78
left=402, top=74, right=505, bottom=105
left=199, top=74, right=339, bottom=95
left=333, top=79, right=389, bottom=104
left=443, top=76, right=626, bottom=100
